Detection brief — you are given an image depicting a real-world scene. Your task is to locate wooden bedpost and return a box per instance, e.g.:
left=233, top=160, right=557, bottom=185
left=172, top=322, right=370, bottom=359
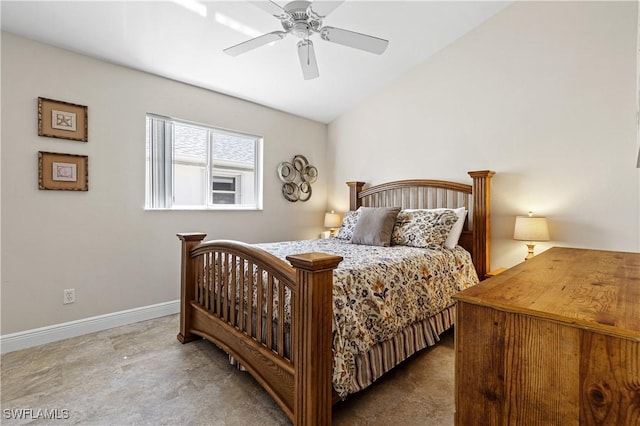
left=346, top=181, right=365, bottom=210
left=467, top=171, right=495, bottom=280
left=176, top=232, right=207, bottom=344
left=286, top=252, right=343, bottom=426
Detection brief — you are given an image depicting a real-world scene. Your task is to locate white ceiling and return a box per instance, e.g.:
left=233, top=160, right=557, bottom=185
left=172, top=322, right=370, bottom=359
left=1, top=1, right=510, bottom=123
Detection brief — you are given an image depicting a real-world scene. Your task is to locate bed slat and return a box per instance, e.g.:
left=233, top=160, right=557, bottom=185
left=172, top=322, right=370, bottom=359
left=197, top=255, right=203, bottom=306
left=230, top=255, right=237, bottom=326
left=256, top=266, right=264, bottom=344
left=222, top=253, right=229, bottom=322
left=247, top=261, right=254, bottom=339
left=278, top=283, right=286, bottom=357
left=267, top=272, right=274, bottom=350
left=239, top=258, right=245, bottom=331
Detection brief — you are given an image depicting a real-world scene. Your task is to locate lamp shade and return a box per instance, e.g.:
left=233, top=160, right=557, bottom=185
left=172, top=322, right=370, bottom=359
left=513, top=216, right=550, bottom=242
left=324, top=211, right=342, bottom=228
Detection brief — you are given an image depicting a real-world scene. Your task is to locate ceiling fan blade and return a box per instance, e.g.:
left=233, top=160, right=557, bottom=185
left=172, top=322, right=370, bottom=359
left=308, top=1, right=344, bottom=18
left=249, top=1, right=288, bottom=19
left=223, top=31, right=287, bottom=57
left=320, top=26, right=388, bottom=54
left=297, top=39, right=319, bottom=80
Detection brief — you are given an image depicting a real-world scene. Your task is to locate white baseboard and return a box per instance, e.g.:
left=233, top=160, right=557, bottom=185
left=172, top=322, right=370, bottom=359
left=0, top=300, right=180, bottom=354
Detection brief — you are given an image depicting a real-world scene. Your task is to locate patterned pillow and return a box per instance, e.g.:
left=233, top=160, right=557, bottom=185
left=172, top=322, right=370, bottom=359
left=404, top=207, right=467, bottom=249
left=391, top=209, right=459, bottom=249
left=335, top=210, right=360, bottom=240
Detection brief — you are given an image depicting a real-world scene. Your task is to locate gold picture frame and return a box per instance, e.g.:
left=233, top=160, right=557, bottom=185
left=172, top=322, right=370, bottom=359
left=38, top=97, right=88, bottom=142
left=38, top=151, right=88, bottom=191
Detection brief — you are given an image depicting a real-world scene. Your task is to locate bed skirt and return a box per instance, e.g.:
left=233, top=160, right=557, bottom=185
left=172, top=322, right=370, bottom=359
left=350, top=304, right=455, bottom=395
left=227, top=304, right=455, bottom=398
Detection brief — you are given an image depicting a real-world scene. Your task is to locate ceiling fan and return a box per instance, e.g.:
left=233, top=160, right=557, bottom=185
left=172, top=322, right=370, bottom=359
left=223, top=0, right=389, bottom=80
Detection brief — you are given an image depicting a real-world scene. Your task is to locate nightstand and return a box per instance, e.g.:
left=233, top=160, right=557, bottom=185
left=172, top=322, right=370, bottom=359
left=485, top=267, right=507, bottom=279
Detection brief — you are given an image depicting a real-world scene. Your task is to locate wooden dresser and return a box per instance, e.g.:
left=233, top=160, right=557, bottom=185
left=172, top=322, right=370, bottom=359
left=453, top=247, right=640, bottom=425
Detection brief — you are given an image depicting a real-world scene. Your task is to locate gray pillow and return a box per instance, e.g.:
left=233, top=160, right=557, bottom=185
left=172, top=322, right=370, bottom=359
left=351, top=207, right=401, bottom=247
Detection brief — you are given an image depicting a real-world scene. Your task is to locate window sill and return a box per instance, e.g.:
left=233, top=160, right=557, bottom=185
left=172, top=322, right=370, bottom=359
left=145, top=206, right=262, bottom=212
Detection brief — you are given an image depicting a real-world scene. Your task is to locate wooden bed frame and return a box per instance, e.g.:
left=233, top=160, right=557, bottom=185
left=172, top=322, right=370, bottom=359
left=177, top=170, right=494, bottom=425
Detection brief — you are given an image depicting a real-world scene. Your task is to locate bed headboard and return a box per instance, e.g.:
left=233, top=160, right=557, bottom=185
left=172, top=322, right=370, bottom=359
left=346, top=170, right=495, bottom=279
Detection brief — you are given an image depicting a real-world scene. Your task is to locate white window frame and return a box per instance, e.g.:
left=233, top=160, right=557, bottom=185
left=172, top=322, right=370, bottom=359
left=145, top=114, right=263, bottom=210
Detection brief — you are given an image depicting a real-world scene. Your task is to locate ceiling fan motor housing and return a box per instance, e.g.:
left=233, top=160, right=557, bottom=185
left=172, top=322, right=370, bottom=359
left=281, top=0, right=322, bottom=38
left=284, top=0, right=312, bottom=17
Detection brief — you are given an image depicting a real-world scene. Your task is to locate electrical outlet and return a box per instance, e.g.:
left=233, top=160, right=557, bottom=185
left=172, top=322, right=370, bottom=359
left=63, top=289, right=75, bottom=304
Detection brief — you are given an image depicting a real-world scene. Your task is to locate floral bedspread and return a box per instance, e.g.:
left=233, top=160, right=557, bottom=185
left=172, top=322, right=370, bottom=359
left=255, top=239, right=479, bottom=397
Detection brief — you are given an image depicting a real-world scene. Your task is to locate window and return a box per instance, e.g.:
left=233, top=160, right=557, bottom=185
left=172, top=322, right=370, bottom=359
left=145, top=114, right=263, bottom=210
left=212, top=176, right=238, bottom=204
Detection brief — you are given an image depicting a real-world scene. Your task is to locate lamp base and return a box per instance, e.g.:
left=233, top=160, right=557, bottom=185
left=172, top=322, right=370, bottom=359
left=524, top=243, right=536, bottom=261
left=329, top=228, right=337, bottom=238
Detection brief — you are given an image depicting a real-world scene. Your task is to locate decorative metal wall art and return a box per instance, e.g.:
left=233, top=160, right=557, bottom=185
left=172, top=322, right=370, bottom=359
left=277, top=155, right=317, bottom=202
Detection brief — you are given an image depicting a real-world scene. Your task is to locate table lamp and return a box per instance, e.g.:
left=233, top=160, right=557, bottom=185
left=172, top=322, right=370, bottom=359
left=513, top=211, right=550, bottom=260
left=324, top=211, right=342, bottom=237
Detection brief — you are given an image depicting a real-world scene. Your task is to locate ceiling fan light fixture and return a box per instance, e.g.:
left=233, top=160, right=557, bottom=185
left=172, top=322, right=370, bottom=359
left=292, top=22, right=311, bottom=39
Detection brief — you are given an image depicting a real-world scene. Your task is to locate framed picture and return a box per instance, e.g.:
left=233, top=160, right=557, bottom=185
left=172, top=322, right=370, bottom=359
left=38, top=151, right=88, bottom=191
left=38, top=97, right=88, bottom=142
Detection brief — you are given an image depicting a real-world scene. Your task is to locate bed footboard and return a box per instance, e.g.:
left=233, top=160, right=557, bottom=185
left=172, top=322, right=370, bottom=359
left=177, top=233, right=342, bottom=425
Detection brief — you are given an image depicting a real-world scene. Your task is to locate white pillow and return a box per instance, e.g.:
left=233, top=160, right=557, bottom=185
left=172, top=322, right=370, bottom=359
left=404, top=207, right=467, bottom=249
left=443, top=207, right=467, bottom=249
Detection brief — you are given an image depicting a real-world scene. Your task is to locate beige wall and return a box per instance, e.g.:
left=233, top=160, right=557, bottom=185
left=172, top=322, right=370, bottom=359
left=1, top=33, right=328, bottom=334
left=327, top=1, right=640, bottom=269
